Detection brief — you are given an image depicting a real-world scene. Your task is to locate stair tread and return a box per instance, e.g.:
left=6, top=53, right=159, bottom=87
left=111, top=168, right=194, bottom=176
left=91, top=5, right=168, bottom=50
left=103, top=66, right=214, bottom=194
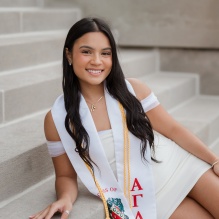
left=0, top=49, right=155, bottom=90
left=0, top=7, right=79, bottom=12
left=0, top=62, right=61, bottom=90
left=0, top=112, right=46, bottom=163
left=141, top=72, right=198, bottom=94
left=1, top=93, right=219, bottom=163
left=118, top=48, right=156, bottom=60
left=0, top=176, right=103, bottom=218
left=171, top=95, right=219, bottom=122
left=0, top=30, right=67, bottom=46
left=0, top=0, right=38, bottom=7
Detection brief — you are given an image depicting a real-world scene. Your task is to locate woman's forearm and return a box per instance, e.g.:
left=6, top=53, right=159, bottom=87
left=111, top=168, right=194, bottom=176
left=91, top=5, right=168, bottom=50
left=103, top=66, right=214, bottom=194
left=55, top=176, right=78, bottom=204
left=170, top=124, right=218, bottom=165
left=147, top=105, right=218, bottom=166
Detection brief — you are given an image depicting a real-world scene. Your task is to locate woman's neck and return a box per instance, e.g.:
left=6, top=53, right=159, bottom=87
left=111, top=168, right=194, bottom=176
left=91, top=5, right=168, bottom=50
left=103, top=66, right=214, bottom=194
left=80, top=83, right=105, bottom=103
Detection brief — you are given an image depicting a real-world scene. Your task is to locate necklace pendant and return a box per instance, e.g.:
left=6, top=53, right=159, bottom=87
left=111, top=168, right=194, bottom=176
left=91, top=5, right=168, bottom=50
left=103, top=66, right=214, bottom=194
left=90, top=104, right=96, bottom=112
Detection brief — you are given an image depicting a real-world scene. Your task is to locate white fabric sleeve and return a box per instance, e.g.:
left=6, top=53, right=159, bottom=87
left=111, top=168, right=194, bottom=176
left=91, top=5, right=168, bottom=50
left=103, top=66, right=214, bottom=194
left=47, top=141, right=66, bottom=157
left=141, top=92, right=160, bottom=113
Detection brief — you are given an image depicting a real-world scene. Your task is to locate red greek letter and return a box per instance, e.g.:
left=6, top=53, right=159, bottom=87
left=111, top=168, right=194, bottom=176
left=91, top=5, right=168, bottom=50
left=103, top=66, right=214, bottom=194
left=132, top=194, right=143, bottom=207
left=135, top=211, right=143, bottom=219
left=131, top=178, right=143, bottom=191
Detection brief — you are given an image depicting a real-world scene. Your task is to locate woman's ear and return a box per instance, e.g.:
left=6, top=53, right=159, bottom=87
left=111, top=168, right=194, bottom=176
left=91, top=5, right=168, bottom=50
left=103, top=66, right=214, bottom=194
left=65, top=48, right=72, bottom=66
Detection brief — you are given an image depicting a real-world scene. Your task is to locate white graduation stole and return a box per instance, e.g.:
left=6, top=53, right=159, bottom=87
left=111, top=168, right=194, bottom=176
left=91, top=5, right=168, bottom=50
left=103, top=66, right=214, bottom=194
left=51, top=81, right=157, bottom=219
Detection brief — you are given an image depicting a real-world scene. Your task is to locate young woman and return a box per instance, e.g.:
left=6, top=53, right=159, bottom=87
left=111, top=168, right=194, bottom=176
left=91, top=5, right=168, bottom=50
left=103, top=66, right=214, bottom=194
left=30, top=17, right=219, bottom=219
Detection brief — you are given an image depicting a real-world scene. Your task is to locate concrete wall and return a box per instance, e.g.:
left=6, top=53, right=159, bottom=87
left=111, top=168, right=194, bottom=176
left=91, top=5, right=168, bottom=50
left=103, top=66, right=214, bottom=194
left=44, top=0, right=219, bottom=49
left=159, top=49, right=219, bottom=95
left=43, top=0, right=219, bottom=95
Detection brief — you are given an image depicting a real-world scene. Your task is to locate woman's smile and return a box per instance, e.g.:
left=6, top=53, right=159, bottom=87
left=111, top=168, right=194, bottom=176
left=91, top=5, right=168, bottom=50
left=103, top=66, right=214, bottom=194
left=86, top=68, right=104, bottom=76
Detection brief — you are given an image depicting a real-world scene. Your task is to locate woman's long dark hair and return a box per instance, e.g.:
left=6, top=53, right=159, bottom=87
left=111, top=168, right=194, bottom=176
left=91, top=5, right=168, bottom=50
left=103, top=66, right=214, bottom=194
left=63, top=17, right=155, bottom=172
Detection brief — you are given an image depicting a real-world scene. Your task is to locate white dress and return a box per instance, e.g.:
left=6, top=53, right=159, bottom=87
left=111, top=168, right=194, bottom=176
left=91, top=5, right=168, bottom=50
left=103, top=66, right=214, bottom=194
left=98, top=129, right=210, bottom=219
left=47, top=92, right=211, bottom=219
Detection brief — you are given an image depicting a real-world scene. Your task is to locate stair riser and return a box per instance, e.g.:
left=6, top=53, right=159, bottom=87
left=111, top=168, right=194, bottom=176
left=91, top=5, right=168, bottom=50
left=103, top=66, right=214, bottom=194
left=0, top=12, right=20, bottom=34
left=0, top=75, right=197, bottom=124
left=122, top=52, right=158, bottom=78
left=0, top=92, right=3, bottom=123
left=23, top=10, right=80, bottom=33
left=171, top=97, right=219, bottom=146
left=0, top=0, right=37, bottom=7
left=1, top=51, right=157, bottom=124
left=156, top=79, right=196, bottom=110
left=0, top=144, right=54, bottom=203
left=2, top=78, right=62, bottom=123
left=0, top=38, right=64, bottom=72
left=145, top=74, right=197, bottom=110
left=209, top=117, right=219, bottom=145
left=0, top=9, right=80, bottom=34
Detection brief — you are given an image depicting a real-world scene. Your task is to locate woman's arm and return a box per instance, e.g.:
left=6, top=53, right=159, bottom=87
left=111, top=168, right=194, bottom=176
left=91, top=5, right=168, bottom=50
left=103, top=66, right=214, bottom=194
left=147, top=104, right=218, bottom=165
left=30, top=111, right=78, bottom=219
left=127, top=78, right=219, bottom=172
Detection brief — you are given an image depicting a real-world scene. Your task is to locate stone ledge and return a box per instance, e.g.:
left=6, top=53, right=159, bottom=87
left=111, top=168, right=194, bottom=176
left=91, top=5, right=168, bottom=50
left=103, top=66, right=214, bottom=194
left=0, top=8, right=81, bottom=34
left=0, top=31, right=66, bottom=72
left=140, top=72, right=198, bottom=110
left=0, top=0, right=38, bottom=7
left=171, top=95, right=219, bottom=145
left=0, top=176, right=104, bottom=219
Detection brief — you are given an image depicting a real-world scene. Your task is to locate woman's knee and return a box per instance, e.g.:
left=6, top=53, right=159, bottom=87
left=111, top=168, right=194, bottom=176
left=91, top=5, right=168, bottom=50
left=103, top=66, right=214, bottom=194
left=188, top=169, right=219, bottom=218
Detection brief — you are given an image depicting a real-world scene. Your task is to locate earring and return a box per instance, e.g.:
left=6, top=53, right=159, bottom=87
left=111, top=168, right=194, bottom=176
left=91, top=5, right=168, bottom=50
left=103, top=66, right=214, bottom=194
left=69, top=62, right=72, bottom=66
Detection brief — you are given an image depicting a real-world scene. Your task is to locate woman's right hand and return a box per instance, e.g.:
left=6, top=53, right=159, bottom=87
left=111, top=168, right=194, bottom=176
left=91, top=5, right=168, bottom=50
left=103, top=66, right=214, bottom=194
left=29, top=198, right=73, bottom=219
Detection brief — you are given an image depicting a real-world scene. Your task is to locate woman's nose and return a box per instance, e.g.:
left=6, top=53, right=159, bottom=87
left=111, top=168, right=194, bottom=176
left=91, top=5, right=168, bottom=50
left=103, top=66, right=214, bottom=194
left=91, top=54, right=102, bottom=65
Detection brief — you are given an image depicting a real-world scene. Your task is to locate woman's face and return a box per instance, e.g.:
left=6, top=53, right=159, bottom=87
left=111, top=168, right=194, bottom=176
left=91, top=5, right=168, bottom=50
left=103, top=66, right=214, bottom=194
left=67, top=32, right=112, bottom=88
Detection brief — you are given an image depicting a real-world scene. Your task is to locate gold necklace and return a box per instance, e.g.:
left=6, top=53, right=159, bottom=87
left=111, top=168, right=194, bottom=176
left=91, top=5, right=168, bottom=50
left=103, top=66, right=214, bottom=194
left=86, top=96, right=104, bottom=112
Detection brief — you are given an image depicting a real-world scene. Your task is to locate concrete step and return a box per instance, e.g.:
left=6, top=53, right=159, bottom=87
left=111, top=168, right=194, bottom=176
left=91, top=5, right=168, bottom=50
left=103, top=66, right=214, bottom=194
left=0, top=31, right=66, bottom=72
left=0, top=72, right=210, bottom=204
left=0, top=49, right=157, bottom=124
left=1, top=94, right=219, bottom=218
left=0, top=176, right=104, bottom=219
left=0, top=110, right=54, bottom=205
left=0, top=49, right=160, bottom=202
left=0, top=62, right=62, bottom=124
left=170, top=95, right=219, bottom=145
left=141, top=72, right=198, bottom=110
left=119, top=48, right=159, bottom=77
left=0, top=70, right=194, bottom=125
left=0, top=0, right=38, bottom=7
left=0, top=8, right=80, bottom=34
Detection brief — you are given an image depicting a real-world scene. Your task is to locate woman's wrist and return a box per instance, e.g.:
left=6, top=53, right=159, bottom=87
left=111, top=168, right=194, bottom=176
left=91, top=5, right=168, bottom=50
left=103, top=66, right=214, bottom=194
left=212, top=160, right=219, bottom=168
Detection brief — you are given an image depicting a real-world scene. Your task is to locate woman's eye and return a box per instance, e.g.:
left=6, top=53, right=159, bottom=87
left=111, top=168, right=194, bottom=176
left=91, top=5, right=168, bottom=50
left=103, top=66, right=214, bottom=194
left=102, top=52, right=111, bottom=56
left=82, top=50, right=91, bottom=54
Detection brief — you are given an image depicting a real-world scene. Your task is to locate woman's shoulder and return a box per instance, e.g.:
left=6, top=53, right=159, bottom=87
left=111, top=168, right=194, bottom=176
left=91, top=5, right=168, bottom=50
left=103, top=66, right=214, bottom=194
left=44, top=110, right=61, bottom=141
left=126, top=78, right=151, bottom=101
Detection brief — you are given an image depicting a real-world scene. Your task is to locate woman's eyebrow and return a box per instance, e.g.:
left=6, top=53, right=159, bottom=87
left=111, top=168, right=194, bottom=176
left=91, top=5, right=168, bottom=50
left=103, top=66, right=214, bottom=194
left=79, top=45, right=111, bottom=50
left=102, top=47, right=112, bottom=50
left=79, top=45, right=93, bottom=49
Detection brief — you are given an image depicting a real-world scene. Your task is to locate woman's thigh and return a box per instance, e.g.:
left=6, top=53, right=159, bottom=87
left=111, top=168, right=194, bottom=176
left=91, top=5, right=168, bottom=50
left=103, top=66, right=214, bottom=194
left=188, top=169, right=219, bottom=218
left=169, top=197, right=213, bottom=219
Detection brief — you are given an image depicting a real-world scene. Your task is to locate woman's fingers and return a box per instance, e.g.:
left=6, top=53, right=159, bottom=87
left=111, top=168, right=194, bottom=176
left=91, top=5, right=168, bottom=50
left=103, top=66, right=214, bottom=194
left=29, top=199, right=72, bottom=219
left=29, top=209, right=46, bottom=219
left=29, top=204, right=58, bottom=219
left=61, top=210, right=71, bottom=219
left=44, top=204, right=63, bottom=219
